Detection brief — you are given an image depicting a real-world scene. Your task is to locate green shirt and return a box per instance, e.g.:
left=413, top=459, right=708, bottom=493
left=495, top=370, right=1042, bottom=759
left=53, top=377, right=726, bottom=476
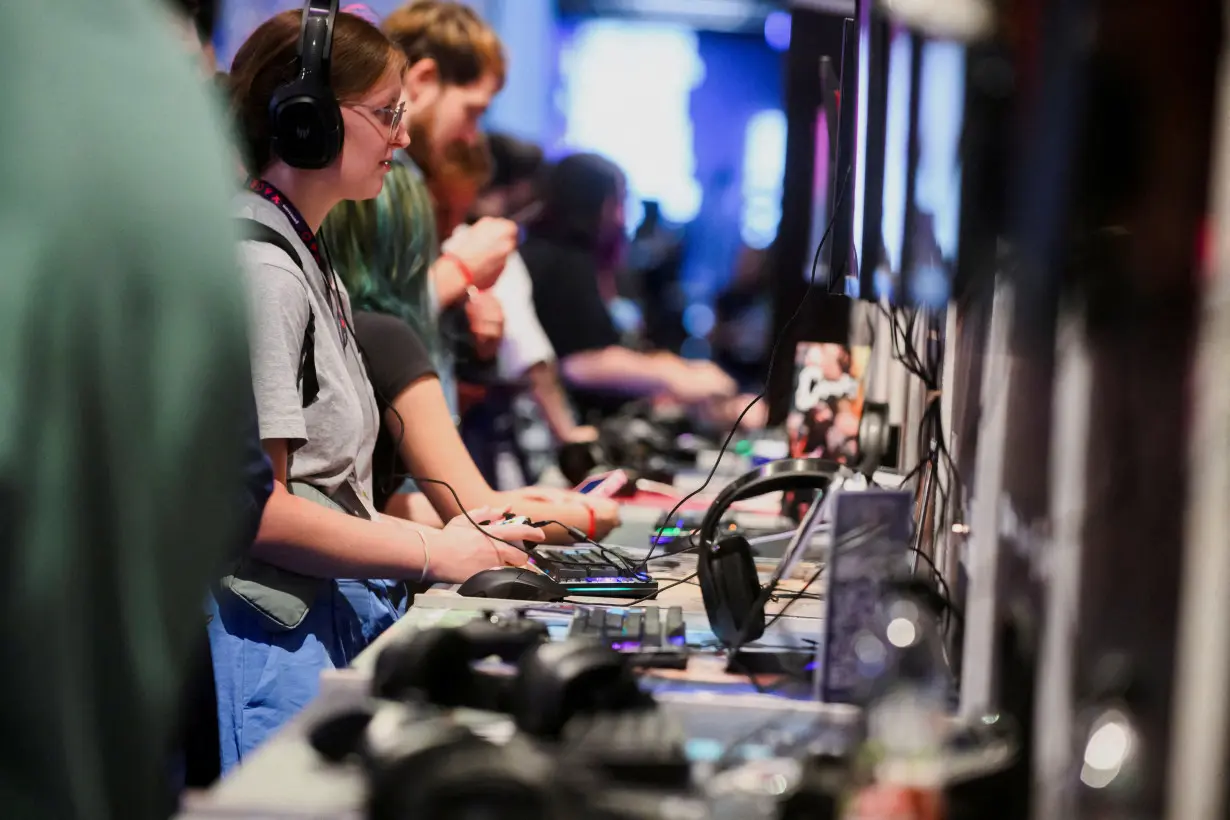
left=0, top=1, right=251, bottom=817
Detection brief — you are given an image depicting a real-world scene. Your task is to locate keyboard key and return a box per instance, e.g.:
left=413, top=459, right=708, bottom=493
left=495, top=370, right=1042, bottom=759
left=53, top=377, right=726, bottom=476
left=624, top=610, right=642, bottom=641
left=642, top=607, right=661, bottom=647
left=568, top=608, right=591, bottom=639
left=665, top=607, right=685, bottom=645
left=604, top=610, right=623, bottom=638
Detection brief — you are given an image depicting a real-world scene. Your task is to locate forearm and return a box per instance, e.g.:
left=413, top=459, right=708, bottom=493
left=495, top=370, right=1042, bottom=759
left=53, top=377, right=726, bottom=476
left=388, top=382, right=502, bottom=520
left=525, top=361, right=581, bottom=441
left=491, top=492, right=595, bottom=544
left=429, top=256, right=470, bottom=310
left=559, top=347, right=685, bottom=397
left=382, top=491, right=446, bottom=527
left=250, top=482, right=431, bottom=579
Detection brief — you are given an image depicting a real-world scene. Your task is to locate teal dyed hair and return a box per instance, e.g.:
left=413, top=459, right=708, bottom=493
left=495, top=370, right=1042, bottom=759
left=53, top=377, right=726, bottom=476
left=322, top=159, right=440, bottom=356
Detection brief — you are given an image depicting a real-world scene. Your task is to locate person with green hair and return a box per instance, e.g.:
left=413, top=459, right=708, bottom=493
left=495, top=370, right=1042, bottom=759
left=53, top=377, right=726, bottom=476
left=321, top=1, right=619, bottom=542
left=322, top=159, right=621, bottom=543
left=326, top=158, right=444, bottom=371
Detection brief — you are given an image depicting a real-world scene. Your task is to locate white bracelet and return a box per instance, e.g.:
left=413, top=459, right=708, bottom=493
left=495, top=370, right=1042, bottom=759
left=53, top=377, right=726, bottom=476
left=415, top=530, right=431, bottom=584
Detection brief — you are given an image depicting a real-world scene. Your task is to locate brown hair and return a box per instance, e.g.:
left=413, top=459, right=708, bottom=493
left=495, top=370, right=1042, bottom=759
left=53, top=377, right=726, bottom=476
left=228, top=10, right=406, bottom=173
left=382, top=1, right=506, bottom=89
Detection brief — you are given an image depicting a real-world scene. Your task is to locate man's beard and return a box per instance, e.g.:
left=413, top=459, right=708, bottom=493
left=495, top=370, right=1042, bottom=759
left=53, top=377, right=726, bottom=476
left=406, top=106, right=436, bottom=174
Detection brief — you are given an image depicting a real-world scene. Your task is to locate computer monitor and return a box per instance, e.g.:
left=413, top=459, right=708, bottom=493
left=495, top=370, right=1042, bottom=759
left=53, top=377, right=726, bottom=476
left=803, top=54, right=844, bottom=286
left=848, top=0, right=887, bottom=302
left=901, top=38, right=967, bottom=309
left=848, top=1, right=968, bottom=309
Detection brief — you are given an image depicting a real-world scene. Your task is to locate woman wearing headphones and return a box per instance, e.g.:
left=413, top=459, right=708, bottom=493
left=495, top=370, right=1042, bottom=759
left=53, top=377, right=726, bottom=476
left=212, top=6, right=541, bottom=771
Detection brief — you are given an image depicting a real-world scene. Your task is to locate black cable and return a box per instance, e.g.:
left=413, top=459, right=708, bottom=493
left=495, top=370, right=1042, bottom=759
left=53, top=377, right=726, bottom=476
left=872, top=304, right=967, bottom=640
left=724, top=559, right=829, bottom=695
left=356, top=336, right=544, bottom=557
left=624, top=571, right=699, bottom=606
left=389, top=472, right=536, bottom=553
left=630, top=167, right=852, bottom=577
left=529, top=518, right=645, bottom=578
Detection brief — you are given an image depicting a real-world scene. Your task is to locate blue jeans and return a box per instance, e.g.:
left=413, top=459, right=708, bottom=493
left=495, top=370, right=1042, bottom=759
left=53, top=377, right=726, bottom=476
left=206, top=578, right=405, bottom=772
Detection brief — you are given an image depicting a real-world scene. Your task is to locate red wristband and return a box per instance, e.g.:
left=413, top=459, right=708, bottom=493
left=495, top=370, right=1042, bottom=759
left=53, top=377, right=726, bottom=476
left=442, top=252, right=475, bottom=288
left=585, top=504, right=597, bottom=542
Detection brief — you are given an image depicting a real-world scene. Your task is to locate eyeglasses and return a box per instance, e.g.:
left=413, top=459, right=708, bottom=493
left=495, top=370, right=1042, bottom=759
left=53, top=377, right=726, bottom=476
left=344, top=100, right=406, bottom=142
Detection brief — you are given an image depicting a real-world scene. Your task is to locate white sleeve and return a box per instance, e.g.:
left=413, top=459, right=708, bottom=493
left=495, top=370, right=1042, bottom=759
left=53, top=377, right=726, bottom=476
left=491, top=251, right=556, bottom=381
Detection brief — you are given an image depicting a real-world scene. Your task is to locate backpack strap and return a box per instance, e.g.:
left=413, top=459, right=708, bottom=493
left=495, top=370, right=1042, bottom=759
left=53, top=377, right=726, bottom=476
left=237, top=218, right=319, bottom=409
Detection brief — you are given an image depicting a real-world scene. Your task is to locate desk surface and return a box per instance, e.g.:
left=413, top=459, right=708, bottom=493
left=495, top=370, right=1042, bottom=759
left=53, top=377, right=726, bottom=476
left=348, top=502, right=828, bottom=677
left=181, top=479, right=842, bottom=818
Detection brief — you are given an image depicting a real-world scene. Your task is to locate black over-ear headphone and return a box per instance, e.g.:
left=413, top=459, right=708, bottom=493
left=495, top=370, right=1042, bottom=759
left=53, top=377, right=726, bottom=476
left=371, top=614, right=652, bottom=739
left=269, top=0, right=344, bottom=169
left=311, top=616, right=680, bottom=818
left=697, top=458, right=839, bottom=646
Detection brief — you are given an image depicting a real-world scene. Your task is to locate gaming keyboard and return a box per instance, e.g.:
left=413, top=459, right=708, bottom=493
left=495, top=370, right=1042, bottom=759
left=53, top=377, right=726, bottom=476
left=531, top=546, right=660, bottom=599
left=567, top=605, right=688, bottom=668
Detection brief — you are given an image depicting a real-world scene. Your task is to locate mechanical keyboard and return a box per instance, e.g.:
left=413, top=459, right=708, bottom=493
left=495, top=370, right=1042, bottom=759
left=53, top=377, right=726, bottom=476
left=530, top=546, right=660, bottom=599
left=567, top=605, right=688, bottom=668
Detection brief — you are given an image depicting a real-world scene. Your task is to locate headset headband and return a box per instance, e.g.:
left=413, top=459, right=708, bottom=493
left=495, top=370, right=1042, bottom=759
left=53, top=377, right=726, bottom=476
left=698, top=458, right=839, bottom=548
left=297, top=0, right=338, bottom=85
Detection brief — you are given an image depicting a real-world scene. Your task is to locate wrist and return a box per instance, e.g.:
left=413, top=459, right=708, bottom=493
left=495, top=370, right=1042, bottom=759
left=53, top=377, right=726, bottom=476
left=583, top=502, right=597, bottom=541
left=412, top=529, right=431, bottom=583
left=441, top=252, right=475, bottom=288
left=432, top=256, right=471, bottom=308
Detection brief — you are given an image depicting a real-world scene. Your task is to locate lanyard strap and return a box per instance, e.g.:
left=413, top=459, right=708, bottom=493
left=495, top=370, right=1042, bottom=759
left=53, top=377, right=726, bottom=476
left=247, top=177, right=350, bottom=348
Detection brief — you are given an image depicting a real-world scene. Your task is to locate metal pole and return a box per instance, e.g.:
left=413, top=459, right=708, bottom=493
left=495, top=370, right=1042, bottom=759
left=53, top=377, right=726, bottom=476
left=1164, top=3, right=1230, bottom=814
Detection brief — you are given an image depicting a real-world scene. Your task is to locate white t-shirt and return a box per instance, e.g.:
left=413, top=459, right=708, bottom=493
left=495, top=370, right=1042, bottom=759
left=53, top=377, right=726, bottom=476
left=442, top=225, right=557, bottom=382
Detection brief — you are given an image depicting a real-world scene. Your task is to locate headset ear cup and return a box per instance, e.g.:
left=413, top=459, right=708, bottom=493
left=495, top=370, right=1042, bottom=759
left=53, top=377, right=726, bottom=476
left=371, top=627, right=472, bottom=705
left=367, top=726, right=571, bottom=820
left=698, top=534, right=765, bottom=646
left=512, top=640, right=648, bottom=739
left=856, top=401, right=890, bottom=475
left=269, top=84, right=344, bottom=169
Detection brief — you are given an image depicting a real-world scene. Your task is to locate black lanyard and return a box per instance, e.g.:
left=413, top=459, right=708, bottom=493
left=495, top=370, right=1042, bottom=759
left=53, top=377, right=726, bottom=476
left=246, top=177, right=350, bottom=349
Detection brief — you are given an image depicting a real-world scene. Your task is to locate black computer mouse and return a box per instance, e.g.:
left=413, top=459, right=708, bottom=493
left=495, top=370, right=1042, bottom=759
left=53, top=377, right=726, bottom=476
left=457, top=567, right=568, bottom=602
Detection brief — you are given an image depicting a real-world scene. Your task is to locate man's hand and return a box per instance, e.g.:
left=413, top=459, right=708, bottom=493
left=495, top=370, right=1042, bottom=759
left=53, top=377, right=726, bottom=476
left=700, top=394, right=769, bottom=431
left=465, top=290, right=505, bottom=360
left=581, top=495, right=621, bottom=540
left=687, top=360, right=739, bottom=396
left=444, top=217, right=517, bottom=289
left=669, top=361, right=739, bottom=406
left=510, top=487, right=575, bottom=505
left=564, top=425, right=600, bottom=444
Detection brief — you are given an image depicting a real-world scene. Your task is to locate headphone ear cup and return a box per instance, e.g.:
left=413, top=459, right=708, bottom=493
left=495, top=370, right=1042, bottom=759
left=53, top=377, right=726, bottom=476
left=371, top=627, right=472, bottom=705
left=558, top=440, right=604, bottom=486
left=368, top=729, right=570, bottom=820
left=698, top=534, right=765, bottom=647
left=856, top=401, right=890, bottom=476
left=269, top=81, right=344, bottom=169
left=511, top=640, right=650, bottom=739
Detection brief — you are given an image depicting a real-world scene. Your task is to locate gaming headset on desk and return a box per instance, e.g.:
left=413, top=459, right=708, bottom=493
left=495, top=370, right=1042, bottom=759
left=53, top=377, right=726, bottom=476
left=270, top=0, right=344, bottom=170
left=697, top=458, right=840, bottom=646
left=309, top=614, right=670, bottom=820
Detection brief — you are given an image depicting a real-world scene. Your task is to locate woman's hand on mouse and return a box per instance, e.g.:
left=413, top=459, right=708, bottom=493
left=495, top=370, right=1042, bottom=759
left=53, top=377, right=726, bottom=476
left=430, top=529, right=532, bottom=583
left=444, top=507, right=545, bottom=549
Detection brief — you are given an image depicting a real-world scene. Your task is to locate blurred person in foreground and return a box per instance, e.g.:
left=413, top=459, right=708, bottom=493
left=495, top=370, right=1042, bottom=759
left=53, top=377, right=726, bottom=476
left=520, top=153, right=767, bottom=430
left=166, top=0, right=275, bottom=793
left=0, top=0, right=254, bottom=817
